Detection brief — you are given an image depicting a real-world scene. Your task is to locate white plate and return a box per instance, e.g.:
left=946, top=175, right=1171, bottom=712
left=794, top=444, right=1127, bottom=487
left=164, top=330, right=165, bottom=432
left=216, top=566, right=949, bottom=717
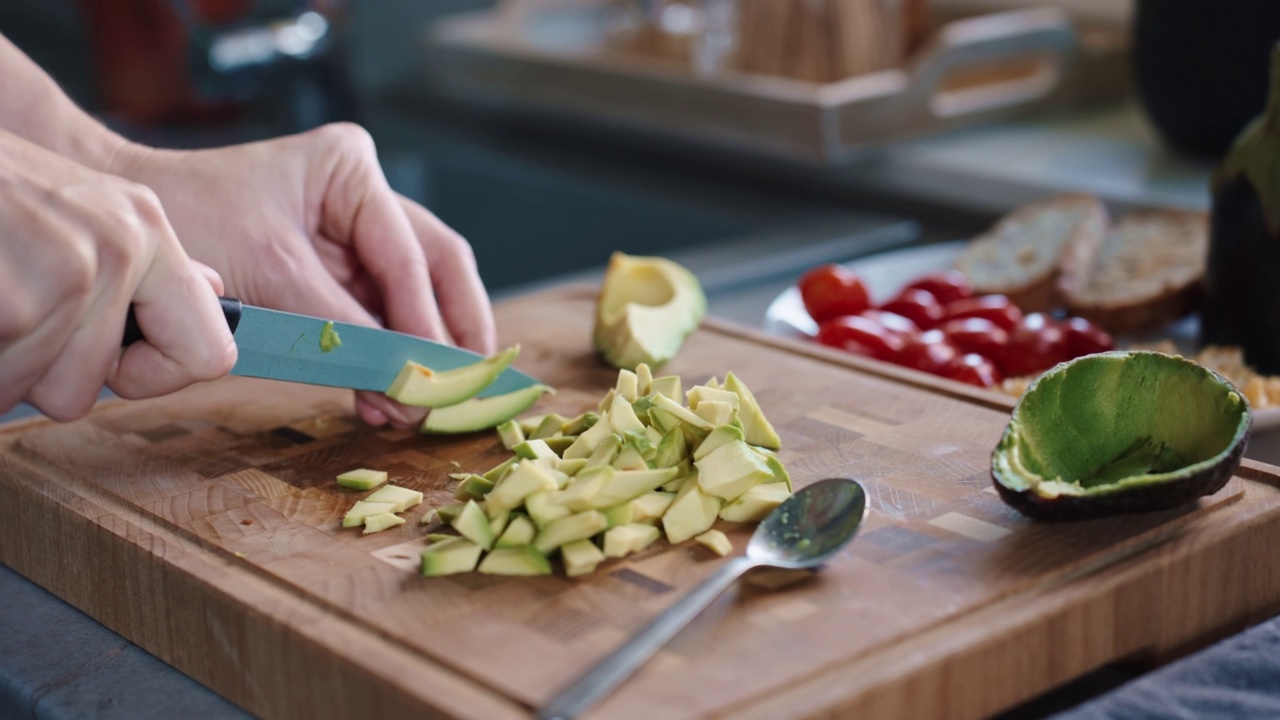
left=763, top=241, right=1280, bottom=431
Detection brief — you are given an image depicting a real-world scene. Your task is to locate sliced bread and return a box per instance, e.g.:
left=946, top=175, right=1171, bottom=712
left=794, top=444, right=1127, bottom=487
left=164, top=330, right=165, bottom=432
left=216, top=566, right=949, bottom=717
left=954, top=193, right=1108, bottom=312
left=1058, top=210, right=1209, bottom=336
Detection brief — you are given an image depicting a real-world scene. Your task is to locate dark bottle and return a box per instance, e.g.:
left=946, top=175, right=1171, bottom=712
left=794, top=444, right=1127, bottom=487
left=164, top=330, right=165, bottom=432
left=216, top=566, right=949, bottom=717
left=1201, top=42, right=1280, bottom=374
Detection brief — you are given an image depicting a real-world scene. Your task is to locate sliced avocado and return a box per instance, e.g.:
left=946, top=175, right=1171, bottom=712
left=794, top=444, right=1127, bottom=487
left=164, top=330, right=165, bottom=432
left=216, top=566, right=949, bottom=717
left=431, top=501, right=468, bottom=526
left=514, top=439, right=558, bottom=461
left=723, top=372, right=782, bottom=450
left=488, top=508, right=511, bottom=537
left=530, top=413, right=567, bottom=440
left=609, top=393, right=647, bottom=435
left=662, top=474, right=721, bottom=544
left=387, top=345, right=520, bottom=409
left=560, top=412, right=599, bottom=437
left=719, top=483, right=790, bottom=523
left=584, top=434, right=623, bottom=469
left=616, top=368, right=640, bottom=402
left=452, top=474, right=495, bottom=501
left=542, top=436, right=576, bottom=457
left=649, top=376, right=683, bottom=403
left=596, top=388, right=617, bottom=414
left=603, top=523, right=662, bottom=558
left=420, top=383, right=553, bottom=434
left=602, top=502, right=635, bottom=528
left=650, top=392, right=714, bottom=431
left=593, top=467, right=681, bottom=508
left=563, top=409, right=617, bottom=459
left=991, top=351, right=1250, bottom=521
left=495, top=514, right=537, bottom=548
left=425, top=532, right=456, bottom=543
left=693, top=400, right=737, bottom=428
left=694, top=529, right=733, bottom=557
left=693, top=425, right=745, bottom=462
left=635, top=363, right=654, bottom=397
left=478, top=546, right=552, bottom=576
left=631, top=491, right=676, bottom=524
left=561, top=538, right=606, bottom=577
left=336, top=468, right=387, bottom=491
left=421, top=537, right=483, bottom=577
left=364, top=484, right=424, bottom=513
left=451, top=499, right=494, bottom=551
left=557, top=466, right=613, bottom=512
left=342, top=500, right=397, bottom=528
left=625, top=428, right=657, bottom=459
left=525, top=490, right=571, bottom=527
left=686, top=385, right=740, bottom=411
left=482, top=457, right=518, bottom=484
left=648, top=406, right=680, bottom=434
left=695, top=440, right=774, bottom=502
left=363, top=512, right=406, bottom=535
left=653, top=428, right=688, bottom=468
left=556, top=458, right=588, bottom=476
left=612, top=443, right=650, bottom=471
left=486, top=461, right=559, bottom=513
left=533, top=510, right=609, bottom=554
left=593, top=252, right=706, bottom=370
left=496, top=419, right=525, bottom=450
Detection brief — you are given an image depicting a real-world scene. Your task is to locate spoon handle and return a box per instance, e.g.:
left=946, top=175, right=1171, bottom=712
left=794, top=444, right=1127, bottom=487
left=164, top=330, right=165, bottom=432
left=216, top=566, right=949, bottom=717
left=538, top=555, right=758, bottom=720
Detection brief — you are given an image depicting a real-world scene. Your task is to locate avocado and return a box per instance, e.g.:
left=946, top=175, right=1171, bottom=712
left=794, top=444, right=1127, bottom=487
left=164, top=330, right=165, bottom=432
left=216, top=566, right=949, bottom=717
left=452, top=500, right=495, bottom=550
left=561, top=539, right=606, bottom=577
left=560, top=412, right=599, bottom=437
left=557, top=466, right=613, bottom=512
left=430, top=501, right=468, bottom=526
left=529, top=413, right=567, bottom=440
left=335, top=468, right=387, bottom=491
left=533, top=510, right=609, bottom=554
left=693, top=400, right=737, bottom=427
left=452, top=474, right=495, bottom=501
left=694, top=529, right=733, bottom=557
left=342, top=500, right=397, bottom=528
left=662, top=475, right=721, bottom=544
left=692, top=425, right=745, bottom=462
left=695, top=440, right=774, bottom=502
left=525, top=490, right=571, bottom=527
left=635, top=363, right=654, bottom=396
left=602, top=502, right=635, bottom=528
left=421, top=538, right=483, bottom=577
left=653, top=428, right=689, bottom=468
left=603, top=523, right=661, bottom=558
left=513, top=439, right=558, bottom=461
left=420, top=383, right=553, bottom=434
left=319, top=321, right=342, bottom=352
left=594, top=252, right=706, bottom=370
left=991, top=351, right=1251, bottom=521
left=612, top=444, right=650, bottom=471
left=365, top=484, right=424, bottom=513
left=649, top=376, right=683, bottom=403
left=496, top=419, right=525, bottom=450
left=486, top=461, right=559, bottom=513
left=593, top=467, right=681, bottom=508
left=631, top=491, right=677, bottom=524
left=495, top=514, right=538, bottom=548
left=477, top=546, right=552, bottom=576
left=719, top=483, right=790, bottom=523
left=386, top=346, right=520, bottom=409
left=615, top=368, right=640, bottom=402
left=362, top=512, right=406, bottom=535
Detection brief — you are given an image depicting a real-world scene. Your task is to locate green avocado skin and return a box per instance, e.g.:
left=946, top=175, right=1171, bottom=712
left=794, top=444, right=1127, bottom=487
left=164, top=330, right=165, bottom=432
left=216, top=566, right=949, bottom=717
left=990, top=351, right=1251, bottom=522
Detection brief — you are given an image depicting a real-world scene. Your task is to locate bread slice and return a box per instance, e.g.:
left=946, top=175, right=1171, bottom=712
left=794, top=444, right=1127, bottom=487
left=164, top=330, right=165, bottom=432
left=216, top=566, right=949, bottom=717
left=1058, top=210, right=1209, bottom=336
left=954, top=194, right=1108, bottom=312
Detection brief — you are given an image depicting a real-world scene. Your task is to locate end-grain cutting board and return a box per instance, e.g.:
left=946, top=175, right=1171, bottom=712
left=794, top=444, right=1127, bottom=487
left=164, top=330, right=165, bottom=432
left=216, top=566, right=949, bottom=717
left=3, top=285, right=1280, bottom=720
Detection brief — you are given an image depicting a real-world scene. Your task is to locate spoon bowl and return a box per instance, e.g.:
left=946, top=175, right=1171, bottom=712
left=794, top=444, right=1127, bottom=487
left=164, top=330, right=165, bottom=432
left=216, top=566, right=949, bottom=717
left=540, top=477, right=868, bottom=720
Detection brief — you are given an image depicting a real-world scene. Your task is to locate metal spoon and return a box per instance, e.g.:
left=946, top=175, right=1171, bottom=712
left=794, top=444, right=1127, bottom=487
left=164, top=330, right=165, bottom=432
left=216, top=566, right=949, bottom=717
left=539, top=477, right=869, bottom=720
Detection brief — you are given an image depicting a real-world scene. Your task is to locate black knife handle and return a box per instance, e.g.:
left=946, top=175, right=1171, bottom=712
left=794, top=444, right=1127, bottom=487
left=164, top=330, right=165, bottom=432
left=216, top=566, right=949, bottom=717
left=122, top=296, right=243, bottom=347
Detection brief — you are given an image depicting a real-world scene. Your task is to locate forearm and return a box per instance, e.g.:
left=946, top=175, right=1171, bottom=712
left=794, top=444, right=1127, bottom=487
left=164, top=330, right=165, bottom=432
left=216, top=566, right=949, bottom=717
left=0, top=33, right=140, bottom=174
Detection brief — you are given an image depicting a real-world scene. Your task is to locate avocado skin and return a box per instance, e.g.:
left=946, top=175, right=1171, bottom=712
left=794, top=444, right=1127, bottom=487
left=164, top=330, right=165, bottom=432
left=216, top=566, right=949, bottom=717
left=991, top=426, right=1247, bottom=522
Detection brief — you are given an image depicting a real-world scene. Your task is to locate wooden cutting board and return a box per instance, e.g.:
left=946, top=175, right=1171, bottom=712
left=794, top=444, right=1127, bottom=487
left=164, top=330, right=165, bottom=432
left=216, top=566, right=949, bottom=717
left=3, top=284, right=1280, bottom=720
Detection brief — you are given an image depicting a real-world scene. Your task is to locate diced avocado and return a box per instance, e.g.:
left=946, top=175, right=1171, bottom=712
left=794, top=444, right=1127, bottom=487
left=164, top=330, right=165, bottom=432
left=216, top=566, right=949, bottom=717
left=387, top=345, right=520, bottom=409
left=650, top=392, right=713, bottom=430
left=319, top=321, right=342, bottom=352
left=649, top=376, right=682, bottom=403
left=692, top=424, right=744, bottom=462
left=557, top=466, right=612, bottom=512
left=602, top=502, right=635, bottom=528
left=365, top=484, right=424, bottom=513
left=363, top=512, right=406, bottom=535
left=530, top=413, right=567, bottom=440
left=662, top=477, right=721, bottom=544
left=635, top=363, right=654, bottom=397
left=632, top=491, right=676, bottom=524
left=648, top=406, right=681, bottom=435
left=603, top=523, right=662, bottom=558
left=695, top=440, right=774, bottom=502
left=609, top=393, right=647, bottom=435
left=342, top=500, right=397, bottom=528
left=451, top=499, right=494, bottom=551
left=596, top=388, right=617, bottom=414
left=478, top=546, right=552, bottom=576
left=514, top=439, right=558, bottom=461
left=482, top=457, right=518, bottom=483
left=518, top=414, right=547, bottom=435
left=563, top=409, right=616, bottom=459
left=693, top=400, right=737, bottom=428
left=704, top=375, right=721, bottom=389
left=495, top=514, right=537, bottom=548
left=452, top=474, right=495, bottom=501
left=681, top=422, right=711, bottom=449
left=434, top=501, right=467, bottom=525
left=560, top=412, right=599, bottom=437
left=644, top=426, right=664, bottom=452
left=612, top=444, right=650, bottom=471
left=695, top=529, right=733, bottom=556
left=686, top=385, right=740, bottom=411
left=661, top=473, right=689, bottom=493
left=421, top=537, right=483, bottom=577
left=533, top=510, right=609, bottom=554
left=542, top=436, right=576, bottom=457
left=719, top=483, right=791, bottom=523
left=616, top=368, right=640, bottom=402
left=556, top=458, right=588, bottom=476
left=723, top=372, right=782, bottom=450
left=561, top=539, right=606, bottom=577
left=425, top=532, right=456, bottom=543
left=420, top=383, right=553, bottom=434
left=496, top=419, right=525, bottom=450
left=488, top=508, right=511, bottom=537
left=625, top=428, right=656, bottom=458
left=584, top=434, right=622, bottom=469
left=526, top=490, right=572, bottom=527
left=486, top=461, right=559, bottom=513
left=756, top=450, right=793, bottom=493
left=593, top=467, right=681, bottom=508
left=336, top=468, right=387, bottom=491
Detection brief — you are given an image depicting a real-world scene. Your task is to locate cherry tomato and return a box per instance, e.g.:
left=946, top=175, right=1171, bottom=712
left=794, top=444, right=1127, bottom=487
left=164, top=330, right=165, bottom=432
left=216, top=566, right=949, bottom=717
left=903, top=270, right=974, bottom=305
left=1001, top=313, right=1071, bottom=377
left=798, top=265, right=871, bottom=323
left=880, top=288, right=944, bottom=330
left=943, top=353, right=1003, bottom=388
left=939, top=317, right=1009, bottom=361
left=815, top=316, right=905, bottom=361
left=895, top=329, right=959, bottom=375
left=860, top=309, right=921, bottom=339
left=940, top=295, right=1023, bottom=332
left=1062, top=316, right=1115, bottom=357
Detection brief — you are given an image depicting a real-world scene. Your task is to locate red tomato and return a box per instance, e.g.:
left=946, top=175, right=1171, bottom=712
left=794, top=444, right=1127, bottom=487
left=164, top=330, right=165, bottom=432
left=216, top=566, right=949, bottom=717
left=903, top=270, right=974, bottom=305
left=860, top=309, right=920, bottom=339
left=895, top=329, right=959, bottom=375
left=943, top=353, right=1003, bottom=388
left=939, top=317, right=1009, bottom=361
left=1063, top=316, right=1115, bottom=357
left=940, top=295, right=1023, bottom=332
left=815, top=316, right=904, bottom=361
left=798, top=265, right=871, bottom=323
left=880, top=288, right=944, bottom=330
left=1001, top=313, right=1071, bottom=377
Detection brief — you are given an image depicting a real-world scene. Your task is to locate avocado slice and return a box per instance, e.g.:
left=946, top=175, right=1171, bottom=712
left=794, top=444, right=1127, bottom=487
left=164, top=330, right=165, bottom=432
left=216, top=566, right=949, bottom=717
left=662, top=475, right=721, bottom=544
left=719, top=483, right=790, bottom=523
left=451, top=500, right=495, bottom=550
left=649, top=376, right=683, bottom=403
left=494, top=514, right=537, bottom=548
left=525, top=490, right=571, bottom=528
left=631, top=491, right=677, bottom=524
left=991, top=351, right=1250, bottom=521
left=478, top=546, right=552, bottom=576
left=561, top=539, right=606, bottom=577
left=420, top=383, right=553, bottom=434
left=386, top=345, right=520, bottom=409
left=533, top=510, right=609, bottom=554
left=723, top=372, right=782, bottom=450
left=363, top=512, right=406, bottom=535
left=342, top=500, right=397, bottom=528
left=529, top=413, right=567, bottom=440
left=694, top=529, right=733, bottom=557
left=593, top=252, right=707, bottom=371
left=513, top=439, right=558, bottom=461
left=335, top=468, right=387, bottom=491
left=692, top=425, right=745, bottom=462
left=603, top=523, right=661, bottom=558
left=365, top=484, right=423, bottom=513
left=486, top=461, right=559, bottom=513
left=560, top=412, right=599, bottom=437
left=694, top=440, right=774, bottom=502
left=421, top=537, right=483, bottom=577
left=496, top=419, right=525, bottom=450
left=452, top=474, right=495, bottom=501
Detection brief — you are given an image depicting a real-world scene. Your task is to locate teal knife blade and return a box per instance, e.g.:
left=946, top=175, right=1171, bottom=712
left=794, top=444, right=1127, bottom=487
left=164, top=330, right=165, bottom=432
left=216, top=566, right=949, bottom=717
left=229, top=305, right=541, bottom=396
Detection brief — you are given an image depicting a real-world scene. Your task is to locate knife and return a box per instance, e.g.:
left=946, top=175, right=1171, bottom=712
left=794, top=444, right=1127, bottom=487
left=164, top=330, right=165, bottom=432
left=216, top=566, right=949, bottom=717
left=122, top=298, right=541, bottom=397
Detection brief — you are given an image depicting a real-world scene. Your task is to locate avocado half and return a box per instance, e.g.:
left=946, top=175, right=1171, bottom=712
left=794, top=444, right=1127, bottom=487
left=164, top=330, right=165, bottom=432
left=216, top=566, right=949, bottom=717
left=992, top=351, right=1251, bottom=521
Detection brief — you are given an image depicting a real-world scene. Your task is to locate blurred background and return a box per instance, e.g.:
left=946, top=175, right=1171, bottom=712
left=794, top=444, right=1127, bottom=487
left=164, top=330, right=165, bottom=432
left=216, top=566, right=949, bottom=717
left=1, top=0, right=1275, bottom=315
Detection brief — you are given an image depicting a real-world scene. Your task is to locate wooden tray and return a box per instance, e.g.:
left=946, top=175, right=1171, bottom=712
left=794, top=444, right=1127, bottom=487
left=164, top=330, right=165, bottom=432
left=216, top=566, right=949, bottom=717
left=3, top=285, right=1280, bottom=720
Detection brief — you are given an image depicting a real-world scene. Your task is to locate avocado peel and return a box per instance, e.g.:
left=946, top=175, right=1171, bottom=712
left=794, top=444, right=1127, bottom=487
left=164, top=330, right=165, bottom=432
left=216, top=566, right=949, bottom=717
left=992, top=351, right=1250, bottom=521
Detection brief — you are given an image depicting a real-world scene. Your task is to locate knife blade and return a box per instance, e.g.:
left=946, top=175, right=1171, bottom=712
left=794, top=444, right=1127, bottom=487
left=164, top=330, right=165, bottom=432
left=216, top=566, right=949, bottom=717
left=123, top=298, right=542, bottom=397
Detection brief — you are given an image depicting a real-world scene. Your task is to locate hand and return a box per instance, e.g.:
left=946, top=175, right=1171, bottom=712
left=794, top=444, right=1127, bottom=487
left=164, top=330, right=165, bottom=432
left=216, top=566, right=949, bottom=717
left=114, top=123, right=496, bottom=428
left=0, top=131, right=236, bottom=421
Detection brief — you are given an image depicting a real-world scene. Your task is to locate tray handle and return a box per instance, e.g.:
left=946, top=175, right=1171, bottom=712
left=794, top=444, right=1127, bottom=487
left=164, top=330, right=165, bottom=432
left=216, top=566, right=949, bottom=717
left=911, top=7, right=1078, bottom=119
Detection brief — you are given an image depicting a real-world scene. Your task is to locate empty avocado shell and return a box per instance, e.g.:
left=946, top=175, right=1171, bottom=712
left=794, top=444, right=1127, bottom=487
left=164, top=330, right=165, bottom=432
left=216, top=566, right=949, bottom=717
left=992, top=351, right=1250, bottom=521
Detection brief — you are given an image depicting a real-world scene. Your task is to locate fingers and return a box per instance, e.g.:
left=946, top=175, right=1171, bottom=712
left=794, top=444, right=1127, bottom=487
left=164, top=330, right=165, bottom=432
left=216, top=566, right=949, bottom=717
left=396, top=195, right=497, bottom=355
left=193, top=259, right=226, bottom=295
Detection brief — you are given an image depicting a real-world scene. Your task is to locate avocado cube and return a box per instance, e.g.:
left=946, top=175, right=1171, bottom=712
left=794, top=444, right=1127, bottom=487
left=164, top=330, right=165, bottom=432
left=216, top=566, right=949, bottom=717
left=526, top=491, right=572, bottom=527
left=563, top=414, right=616, bottom=459
left=496, top=419, right=525, bottom=450
left=556, top=458, right=588, bottom=476
left=719, top=483, right=791, bottom=523
left=611, top=444, right=650, bottom=471
left=694, top=440, right=774, bottom=502
left=603, top=523, right=661, bottom=559
left=635, top=363, right=653, bottom=396
left=593, top=467, right=680, bottom=508
left=561, top=539, right=606, bottom=577
left=362, top=512, right=406, bottom=535
left=557, top=466, right=612, bottom=512
left=494, top=514, right=537, bottom=548
left=615, top=368, right=639, bottom=403
left=433, top=501, right=468, bottom=526
left=542, top=436, right=576, bottom=457
left=649, top=376, right=682, bottom=403
left=336, top=468, right=388, bottom=491
left=529, top=413, right=568, bottom=440
left=451, top=500, right=494, bottom=551
left=342, top=500, right=397, bottom=528
left=365, top=484, right=424, bottom=513
left=686, top=385, right=740, bottom=411
left=723, top=372, right=782, bottom=450
left=631, top=491, right=676, bottom=524
left=693, top=400, right=737, bottom=428
left=692, top=424, right=744, bottom=462
left=421, top=537, right=483, bottom=577
left=482, top=457, right=518, bottom=483
left=477, top=546, right=552, bottom=576
left=609, top=393, right=647, bottom=435
left=602, top=503, right=635, bottom=529
left=560, top=412, right=599, bottom=437
left=487, top=461, right=558, bottom=513
left=533, top=511, right=608, bottom=554
left=452, top=474, right=495, bottom=501
left=695, top=529, right=733, bottom=557
left=662, top=479, right=721, bottom=545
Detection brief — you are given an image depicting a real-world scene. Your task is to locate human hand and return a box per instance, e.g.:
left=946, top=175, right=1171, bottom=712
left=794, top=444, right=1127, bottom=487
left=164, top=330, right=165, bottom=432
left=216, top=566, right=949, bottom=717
left=114, top=123, right=496, bottom=428
left=0, top=131, right=237, bottom=421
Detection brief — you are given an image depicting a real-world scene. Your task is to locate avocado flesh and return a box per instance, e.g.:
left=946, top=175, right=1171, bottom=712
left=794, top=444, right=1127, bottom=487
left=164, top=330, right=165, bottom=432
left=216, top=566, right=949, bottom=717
left=992, top=351, right=1250, bottom=520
